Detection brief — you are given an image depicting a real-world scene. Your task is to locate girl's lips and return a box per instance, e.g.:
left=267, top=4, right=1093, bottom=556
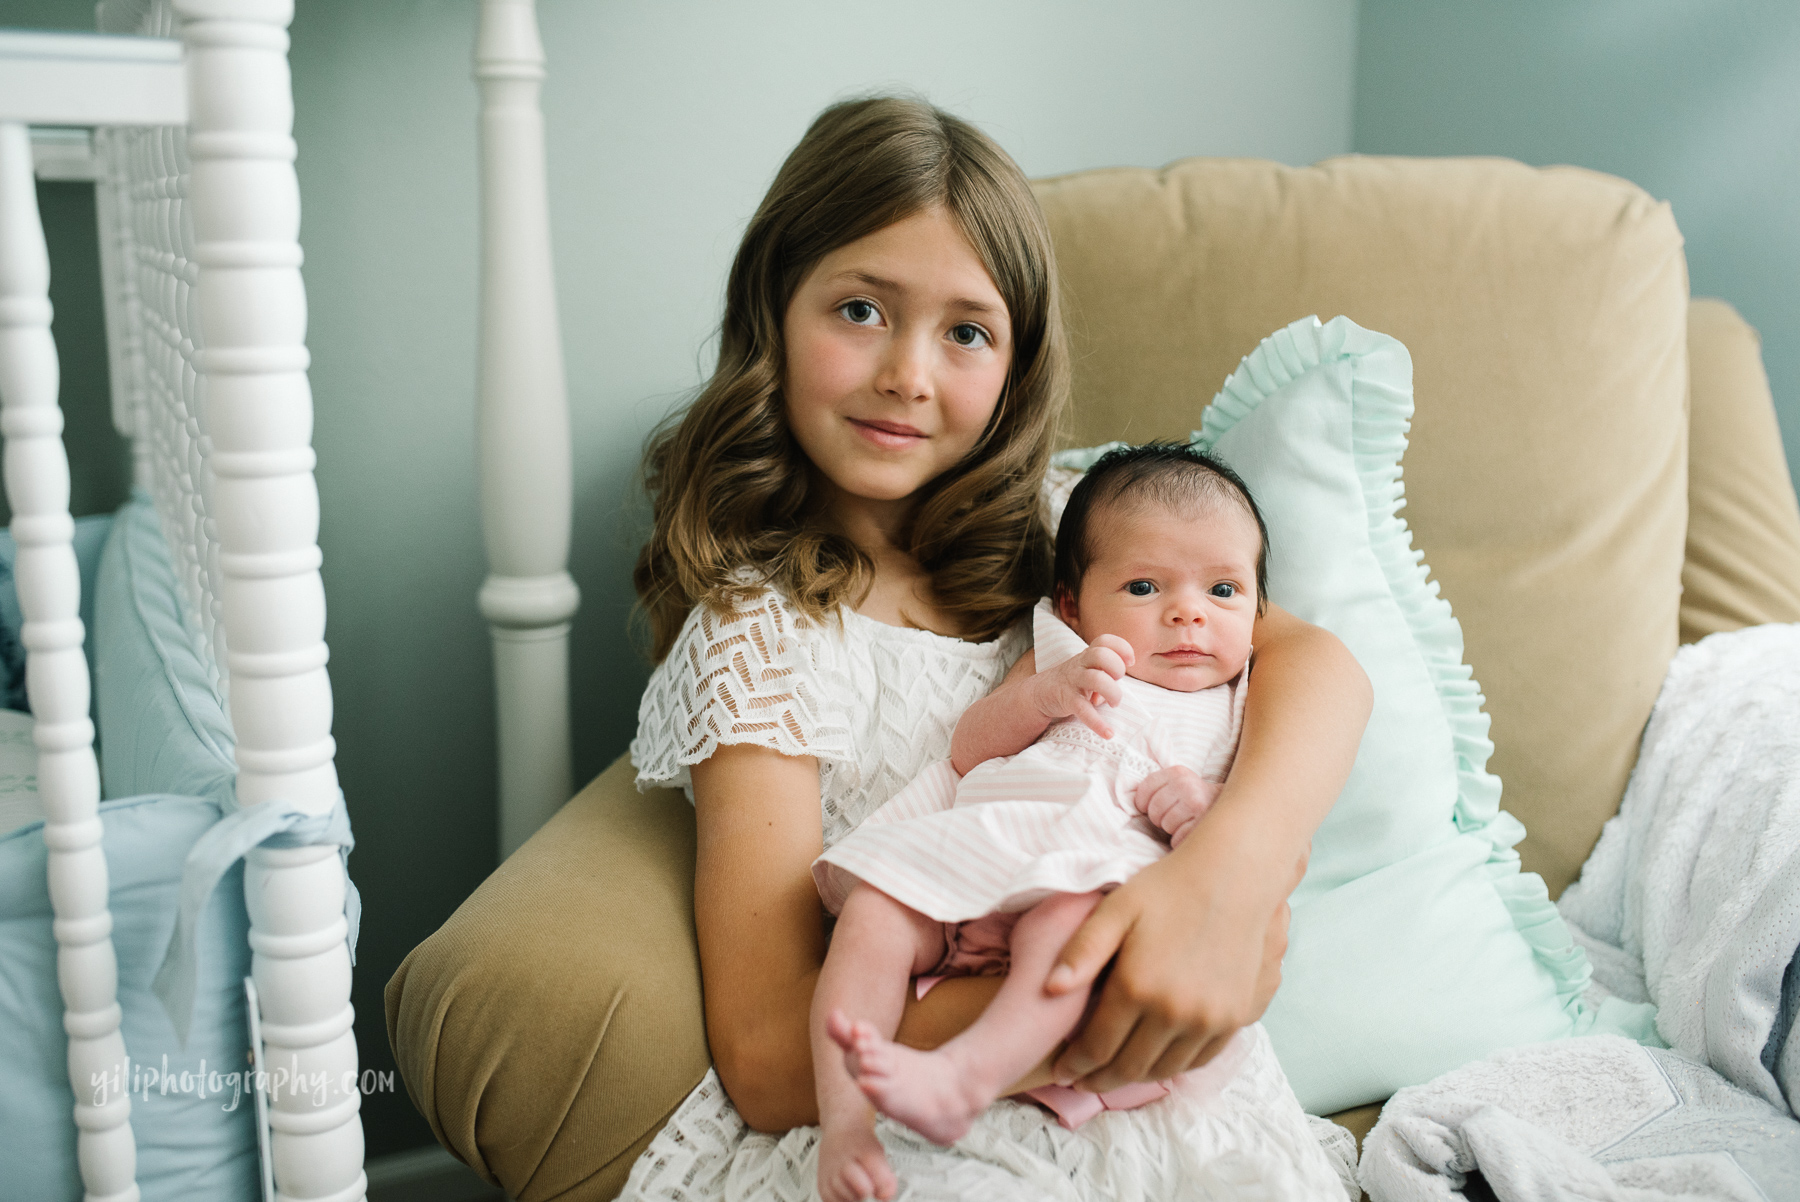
left=848, top=417, right=927, bottom=450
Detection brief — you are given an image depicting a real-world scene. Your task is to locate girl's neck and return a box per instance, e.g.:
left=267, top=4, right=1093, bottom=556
left=820, top=483, right=963, bottom=636
left=825, top=486, right=913, bottom=562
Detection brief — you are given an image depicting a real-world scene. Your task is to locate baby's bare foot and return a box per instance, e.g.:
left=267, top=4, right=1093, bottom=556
left=817, top=1117, right=896, bottom=1202
left=841, top=1019, right=993, bottom=1147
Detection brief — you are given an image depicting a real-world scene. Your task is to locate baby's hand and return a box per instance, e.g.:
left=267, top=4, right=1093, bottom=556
left=1031, top=635, right=1135, bottom=738
left=1134, top=766, right=1221, bottom=847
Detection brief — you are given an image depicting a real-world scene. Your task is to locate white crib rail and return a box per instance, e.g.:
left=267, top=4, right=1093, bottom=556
left=475, top=0, right=581, bottom=858
left=1, top=25, right=187, bottom=1202
left=0, top=119, right=140, bottom=1202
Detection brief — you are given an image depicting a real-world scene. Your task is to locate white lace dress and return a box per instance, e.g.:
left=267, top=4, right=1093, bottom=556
left=624, top=581, right=1355, bottom=1202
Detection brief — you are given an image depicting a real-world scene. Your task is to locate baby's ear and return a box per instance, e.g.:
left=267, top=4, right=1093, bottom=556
left=1054, top=589, right=1079, bottom=626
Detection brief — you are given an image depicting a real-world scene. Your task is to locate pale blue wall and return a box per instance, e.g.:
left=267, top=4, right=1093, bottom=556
left=1354, top=0, right=1800, bottom=489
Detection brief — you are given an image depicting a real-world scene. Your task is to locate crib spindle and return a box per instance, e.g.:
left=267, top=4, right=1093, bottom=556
left=170, top=1, right=366, bottom=1199
left=0, top=121, right=139, bottom=1202
left=475, top=0, right=581, bottom=858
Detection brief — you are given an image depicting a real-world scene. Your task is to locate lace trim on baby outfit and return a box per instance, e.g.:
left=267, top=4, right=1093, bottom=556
left=1037, top=722, right=1161, bottom=778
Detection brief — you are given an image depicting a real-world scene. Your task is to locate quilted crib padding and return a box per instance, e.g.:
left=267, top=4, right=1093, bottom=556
left=94, top=492, right=237, bottom=806
left=0, top=795, right=257, bottom=1201
left=386, top=755, right=709, bottom=1202
left=1032, top=155, right=1691, bottom=899
left=1680, top=298, right=1800, bottom=644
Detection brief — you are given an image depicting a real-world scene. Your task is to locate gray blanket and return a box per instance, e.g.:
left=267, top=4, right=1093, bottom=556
left=1359, top=624, right=1800, bottom=1199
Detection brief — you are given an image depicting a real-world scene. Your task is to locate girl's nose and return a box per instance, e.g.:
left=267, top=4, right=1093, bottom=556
left=876, top=333, right=933, bottom=402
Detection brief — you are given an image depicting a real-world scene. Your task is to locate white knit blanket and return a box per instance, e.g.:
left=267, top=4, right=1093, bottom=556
left=1359, top=624, right=1800, bottom=1200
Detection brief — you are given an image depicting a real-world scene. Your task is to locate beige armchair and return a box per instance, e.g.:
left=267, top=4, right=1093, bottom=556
left=386, top=155, right=1800, bottom=1200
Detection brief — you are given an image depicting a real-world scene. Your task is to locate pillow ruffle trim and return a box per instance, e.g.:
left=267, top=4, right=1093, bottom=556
left=1193, top=314, right=1608, bottom=1033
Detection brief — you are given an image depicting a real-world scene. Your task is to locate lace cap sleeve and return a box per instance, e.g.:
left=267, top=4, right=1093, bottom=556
left=630, top=582, right=853, bottom=798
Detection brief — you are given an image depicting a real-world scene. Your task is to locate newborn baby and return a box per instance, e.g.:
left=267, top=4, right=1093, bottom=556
left=810, top=442, right=1276, bottom=1202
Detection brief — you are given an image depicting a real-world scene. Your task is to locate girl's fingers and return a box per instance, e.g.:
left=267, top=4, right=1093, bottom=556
left=1045, top=889, right=1130, bottom=997
left=1145, top=1028, right=1213, bottom=1084
left=1052, top=994, right=1140, bottom=1085
left=1188, top=1030, right=1238, bottom=1072
left=1072, top=1010, right=1184, bottom=1092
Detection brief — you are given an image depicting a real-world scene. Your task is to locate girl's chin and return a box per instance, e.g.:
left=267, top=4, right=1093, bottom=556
left=818, top=463, right=943, bottom=504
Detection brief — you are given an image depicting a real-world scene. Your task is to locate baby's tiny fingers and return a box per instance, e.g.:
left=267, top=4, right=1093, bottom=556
left=1072, top=698, right=1113, bottom=739
left=1092, top=633, right=1136, bottom=668
left=1082, top=645, right=1128, bottom=680
left=1084, top=672, right=1123, bottom=707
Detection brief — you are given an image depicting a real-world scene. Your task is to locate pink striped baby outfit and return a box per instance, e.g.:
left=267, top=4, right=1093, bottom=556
left=814, top=598, right=1246, bottom=922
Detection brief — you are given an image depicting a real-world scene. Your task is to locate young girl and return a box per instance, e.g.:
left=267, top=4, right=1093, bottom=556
left=809, top=445, right=1344, bottom=1201
left=622, top=97, right=1370, bottom=1202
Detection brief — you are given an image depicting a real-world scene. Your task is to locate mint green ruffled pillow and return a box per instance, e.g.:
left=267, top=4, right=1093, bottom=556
left=1053, top=315, right=1656, bottom=1114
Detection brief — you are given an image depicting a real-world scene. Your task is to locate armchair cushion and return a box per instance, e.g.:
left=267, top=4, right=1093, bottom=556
left=386, top=758, right=707, bottom=1202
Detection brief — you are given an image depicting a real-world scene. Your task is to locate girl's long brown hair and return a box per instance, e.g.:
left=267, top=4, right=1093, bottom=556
left=635, top=96, right=1069, bottom=660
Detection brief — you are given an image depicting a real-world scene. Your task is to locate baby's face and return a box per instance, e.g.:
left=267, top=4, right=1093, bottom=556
left=1059, top=500, right=1259, bottom=692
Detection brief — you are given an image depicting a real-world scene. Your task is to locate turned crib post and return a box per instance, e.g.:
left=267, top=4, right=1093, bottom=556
left=170, top=1, right=365, bottom=1199
left=474, top=0, right=580, bottom=859
left=0, top=118, right=139, bottom=1202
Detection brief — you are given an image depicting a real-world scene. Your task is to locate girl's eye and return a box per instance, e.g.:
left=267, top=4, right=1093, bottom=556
left=1126, top=580, right=1154, bottom=597
left=839, top=300, right=880, bottom=326
left=1210, top=582, right=1238, bottom=599
left=949, top=323, right=990, bottom=349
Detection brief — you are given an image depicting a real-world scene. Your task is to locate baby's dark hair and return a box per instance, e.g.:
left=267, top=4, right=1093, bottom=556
left=1053, top=441, right=1269, bottom=614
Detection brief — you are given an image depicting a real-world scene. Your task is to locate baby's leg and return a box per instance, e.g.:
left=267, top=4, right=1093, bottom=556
left=839, top=891, right=1102, bottom=1146
left=813, top=885, right=946, bottom=1202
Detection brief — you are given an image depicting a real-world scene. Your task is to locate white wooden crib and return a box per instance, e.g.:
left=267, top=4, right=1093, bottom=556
left=0, top=1, right=360, bottom=1198
left=0, top=0, right=576, bottom=1197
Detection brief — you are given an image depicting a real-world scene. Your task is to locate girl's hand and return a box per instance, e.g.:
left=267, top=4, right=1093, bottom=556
left=1030, top=635, right=1134, bottom=738
left=1133, top=766, right=1221, bottom=847
left=1040, top=836, right=1304, bottom=1090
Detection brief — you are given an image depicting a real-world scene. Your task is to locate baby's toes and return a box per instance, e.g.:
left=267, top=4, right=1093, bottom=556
left=848, top=1024, right=894, bottom=1081
left=868, top=1153, right=898, bottom=1200
left=826, top=1008, right=858, bottom=1052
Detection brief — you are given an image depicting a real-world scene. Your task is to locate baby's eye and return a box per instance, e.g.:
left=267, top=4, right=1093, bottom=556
left=1210, top=582, right=1238, bottom=599
left=949, top=323, right=990, bottom=349
left=1126, top=580, right=1155, bottom=597
left=839, top=300, right=880, bottom=326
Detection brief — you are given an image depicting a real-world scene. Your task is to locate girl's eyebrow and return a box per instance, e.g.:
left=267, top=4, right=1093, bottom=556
left=833, top=270, right=1004, bottom=318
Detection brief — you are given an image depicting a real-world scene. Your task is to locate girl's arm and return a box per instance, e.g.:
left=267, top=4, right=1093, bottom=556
left=1043, top=603, right=1371, bottom=1091
left=691, top=744, right=828, bottom=1131
left=694, top=745, right=1049, bottom=1132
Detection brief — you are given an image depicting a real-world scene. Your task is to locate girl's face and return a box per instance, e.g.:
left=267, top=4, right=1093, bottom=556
left=1058, top=500, right=1260, bottom=692
left=782, top=207, right=1013, bottom=517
